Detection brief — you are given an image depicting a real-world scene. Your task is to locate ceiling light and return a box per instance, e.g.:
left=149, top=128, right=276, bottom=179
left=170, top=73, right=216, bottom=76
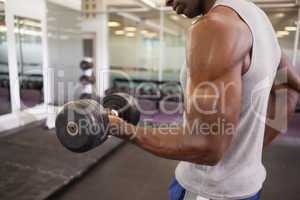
left=124, top=27, right=137, bottom=32
left=108, top=21, right=120, bottom=28
left=274, top=13, right=285, bottom=18
left=115, top=30, right=125, bottom=35
left=277, top=31, right=289, bottom=36
left=23, top=30, right=42, bottom=36
left=60, top=35, right=70, bottom=40
left=144, top=32, right=158, bottom=38
left=126, top=32, right=135, bottom=37
left=13, top=28, right=42, bottom=36
left=140, top=30, right=149, bottom=35
left=0, top=26, right=7, bottom=32
left=277, top=35, right=284, bottom=39
left=22, top=20, right=41, bottom=28
left=285, top=26, right=297, bottom=31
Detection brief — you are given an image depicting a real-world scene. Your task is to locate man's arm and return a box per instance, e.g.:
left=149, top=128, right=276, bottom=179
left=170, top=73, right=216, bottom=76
left=110, top=15, right=251, bottom=166
left=263, top=53, right=299, bottom=147
left=281, top=53, right=300, bottom=93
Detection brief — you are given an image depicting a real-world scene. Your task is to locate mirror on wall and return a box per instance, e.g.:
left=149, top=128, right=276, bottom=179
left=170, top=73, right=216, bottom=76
left=15, top=16, right=44, bottom=109
left=0, top=1, right=11, bottom=115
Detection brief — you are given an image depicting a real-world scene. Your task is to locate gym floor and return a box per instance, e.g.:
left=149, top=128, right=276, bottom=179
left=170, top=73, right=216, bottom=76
left=49, top=138, right=300, bottom=200
left=1, top=116, right=300, bottom=200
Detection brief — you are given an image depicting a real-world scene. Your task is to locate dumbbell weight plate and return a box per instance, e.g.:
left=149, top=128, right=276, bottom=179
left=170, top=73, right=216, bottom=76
left=80, top=93, right=93, bottom=100
left=80, top=75, right=96, bottom=85
left=80, top=60, right=93, bottom=70
left=102, top=93, right=140, bottom=126
left=55, top=100, right=109, bottom=153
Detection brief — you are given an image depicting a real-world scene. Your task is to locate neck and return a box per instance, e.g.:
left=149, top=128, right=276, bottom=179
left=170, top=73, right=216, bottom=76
left=203, top=0, right=217, bottom=14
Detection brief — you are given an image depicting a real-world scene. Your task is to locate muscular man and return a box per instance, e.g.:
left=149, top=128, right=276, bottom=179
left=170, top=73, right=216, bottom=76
left=109, top=0, right=300, bottom=199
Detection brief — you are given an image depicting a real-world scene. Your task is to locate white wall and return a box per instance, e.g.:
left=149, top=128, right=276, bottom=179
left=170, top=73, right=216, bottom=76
left=7, top=0, right=45, bottom=19
left=109, top=35, right=186, bottom=71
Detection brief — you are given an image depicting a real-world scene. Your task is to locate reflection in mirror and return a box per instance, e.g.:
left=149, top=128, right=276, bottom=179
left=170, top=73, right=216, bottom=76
left=15, top=16, right=44, bottom=109
left=108, top=11, right=190, bottom=92
left=0, top=1, right=11, bottom=115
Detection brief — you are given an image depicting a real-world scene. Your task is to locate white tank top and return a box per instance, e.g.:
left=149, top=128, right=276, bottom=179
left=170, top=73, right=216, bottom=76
left=176, top=0, right=281, bottom=199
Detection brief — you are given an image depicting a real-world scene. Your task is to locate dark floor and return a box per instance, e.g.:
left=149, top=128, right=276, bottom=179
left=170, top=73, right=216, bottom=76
left=48, top=137, right=300, bottom=200
left=49, top=144, right=177, bottom=200
left=1, top=115, right=300, bottom=200
left=0, top=122, right=123, bottom=200
left=47, top=114, right=300, bottom=200
left=262, top=137, right=300, bottom=199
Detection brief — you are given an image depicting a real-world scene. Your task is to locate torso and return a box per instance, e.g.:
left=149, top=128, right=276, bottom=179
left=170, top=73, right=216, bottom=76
left=177, top=0, right=282, bottom=199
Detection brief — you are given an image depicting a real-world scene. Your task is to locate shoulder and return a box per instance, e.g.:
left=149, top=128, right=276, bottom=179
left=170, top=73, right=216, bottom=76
left=188, top=10, right=252, bottom=65
left=191, top=7, right=251, bottom=40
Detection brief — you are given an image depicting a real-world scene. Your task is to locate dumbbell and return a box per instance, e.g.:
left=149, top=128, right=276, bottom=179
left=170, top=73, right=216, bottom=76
left=80, top=93, right=94, bottom=100
left=80, top=75, right=96, bottom=85
left=80, top=60, right=93, bottom=70
left=55, top=93, right=140, bottom=153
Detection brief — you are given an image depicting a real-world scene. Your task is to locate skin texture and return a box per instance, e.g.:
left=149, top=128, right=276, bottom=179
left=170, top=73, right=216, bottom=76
left=108, top=0, right=300, bottom=165
left=280, top=54, right=300, bottom=93
left=166, top=0, right=214, bottom=17
left=109, top=4, right=253, bottom=166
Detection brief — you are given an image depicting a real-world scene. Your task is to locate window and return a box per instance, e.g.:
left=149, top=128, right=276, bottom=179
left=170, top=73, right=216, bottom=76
left=0, top=1, right=11, bottom=115
left=15, top=16, right=44, bottom=109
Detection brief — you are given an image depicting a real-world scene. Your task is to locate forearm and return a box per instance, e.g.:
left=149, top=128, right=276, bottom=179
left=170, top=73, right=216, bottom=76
left=136, top=126, right=221, bottom=165
left=278, top=53, right=300, bottom=93
left=263, top=126, right=281, bottom=148
left=110, top=120, right=223, bottom=166
left=263, top=92, right=280, bottom=148
left=108, top=63, right=240, bottom=165
left=263, top=88, right=299, bottom=148
left=287, top=66, right=300, bottom=93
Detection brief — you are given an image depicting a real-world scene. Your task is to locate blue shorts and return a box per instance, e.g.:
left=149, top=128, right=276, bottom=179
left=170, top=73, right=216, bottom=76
left=168, top=178, right=261, bottom=200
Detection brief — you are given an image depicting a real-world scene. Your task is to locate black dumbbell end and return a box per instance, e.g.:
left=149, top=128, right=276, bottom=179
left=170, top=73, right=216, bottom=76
left=55, top=100, right=109, bottom=153
left=102, top=93, right=140, bottom=126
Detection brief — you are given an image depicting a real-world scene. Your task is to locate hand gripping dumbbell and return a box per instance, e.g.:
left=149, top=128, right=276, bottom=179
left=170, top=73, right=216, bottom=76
left=55, top=93, right=140, bottom=153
